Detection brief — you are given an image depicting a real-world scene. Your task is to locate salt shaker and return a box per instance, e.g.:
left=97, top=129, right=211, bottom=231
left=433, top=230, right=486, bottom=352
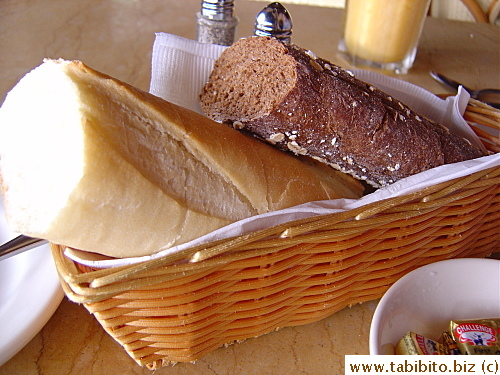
left=196, top=0, right=239, bottom=46
left=254, top=2, right=292, bottom=43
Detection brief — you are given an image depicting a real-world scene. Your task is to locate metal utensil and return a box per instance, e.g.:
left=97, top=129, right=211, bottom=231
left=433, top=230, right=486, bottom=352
left=0, top=235, right=47, bottom=261
left=430, top=71, right=500, bottom=109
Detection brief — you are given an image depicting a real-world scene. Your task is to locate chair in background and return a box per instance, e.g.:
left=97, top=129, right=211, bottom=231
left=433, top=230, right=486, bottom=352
left=248, top=0, right=499, bottom=24
left=431, top=0, right=499, bottom=23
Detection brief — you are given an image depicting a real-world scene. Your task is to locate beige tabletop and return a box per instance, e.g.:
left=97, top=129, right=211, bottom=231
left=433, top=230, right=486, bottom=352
left=0, top=1, right=499, bottom=374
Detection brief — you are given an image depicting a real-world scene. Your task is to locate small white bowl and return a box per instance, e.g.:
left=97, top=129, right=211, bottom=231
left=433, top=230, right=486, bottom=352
left=369, top=258, right=500, bottom=354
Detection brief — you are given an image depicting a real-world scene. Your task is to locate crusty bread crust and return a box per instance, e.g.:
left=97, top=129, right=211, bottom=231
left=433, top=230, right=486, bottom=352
left=0, top=59, right=363, bottom=258
left=200, top=36, right=485, bottom=188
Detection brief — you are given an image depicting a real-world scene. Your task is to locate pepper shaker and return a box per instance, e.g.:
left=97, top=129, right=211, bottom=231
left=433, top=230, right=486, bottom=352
left=196, top=0, right=239, bottom=46
left=254, top=2, right=292, bottom=43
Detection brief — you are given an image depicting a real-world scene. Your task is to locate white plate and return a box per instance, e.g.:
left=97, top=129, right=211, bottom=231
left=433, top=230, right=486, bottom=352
left=369, top=258, right=500, bottom=354
left=0, top=197, right=64, bottom=366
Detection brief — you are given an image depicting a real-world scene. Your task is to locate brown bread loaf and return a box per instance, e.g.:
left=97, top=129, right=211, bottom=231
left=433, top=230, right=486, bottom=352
left=200, top=36, right=485, bottom=188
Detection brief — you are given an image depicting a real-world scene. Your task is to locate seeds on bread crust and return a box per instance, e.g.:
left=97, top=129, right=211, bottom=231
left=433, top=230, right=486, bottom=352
left=200, top=36, right=485, bottom=188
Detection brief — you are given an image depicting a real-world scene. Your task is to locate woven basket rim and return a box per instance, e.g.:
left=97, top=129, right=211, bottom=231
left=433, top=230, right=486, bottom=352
left=52, top=98, right=500, bottom=296
left=53, top=165, right=499, bottom=295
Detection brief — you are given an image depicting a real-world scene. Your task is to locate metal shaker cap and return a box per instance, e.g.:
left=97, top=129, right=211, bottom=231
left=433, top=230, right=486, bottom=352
left=254, top=2, right=292, bottom=43
left=201, top=0, right=235, bottom=20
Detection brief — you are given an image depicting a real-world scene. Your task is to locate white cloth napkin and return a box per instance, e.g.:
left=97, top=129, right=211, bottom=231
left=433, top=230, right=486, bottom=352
left=65, top=33, right=499, bottom=268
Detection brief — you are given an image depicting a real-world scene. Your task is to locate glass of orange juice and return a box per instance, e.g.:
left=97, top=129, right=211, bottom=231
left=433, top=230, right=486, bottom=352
left=338, top=0, right=431, bottom=74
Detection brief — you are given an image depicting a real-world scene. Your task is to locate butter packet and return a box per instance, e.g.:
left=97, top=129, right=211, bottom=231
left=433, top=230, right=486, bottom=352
left=395, top=331, right=447, bottom=355
left=450, top=318, right=500, bottom=355
left=440, top=331, right=461, bottom=355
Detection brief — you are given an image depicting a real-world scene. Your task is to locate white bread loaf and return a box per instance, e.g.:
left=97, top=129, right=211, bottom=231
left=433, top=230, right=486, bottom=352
left=0, top=59, right=363, bottom=258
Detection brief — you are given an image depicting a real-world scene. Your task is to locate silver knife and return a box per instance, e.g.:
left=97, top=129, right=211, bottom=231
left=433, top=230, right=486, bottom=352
left=430, top=71, right=500, bottom=109
left=0, top=235, right=47, bottom=261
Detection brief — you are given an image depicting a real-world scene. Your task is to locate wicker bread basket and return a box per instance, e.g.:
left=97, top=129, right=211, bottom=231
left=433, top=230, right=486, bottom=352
left=52, top=99, right=499, bottom=369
